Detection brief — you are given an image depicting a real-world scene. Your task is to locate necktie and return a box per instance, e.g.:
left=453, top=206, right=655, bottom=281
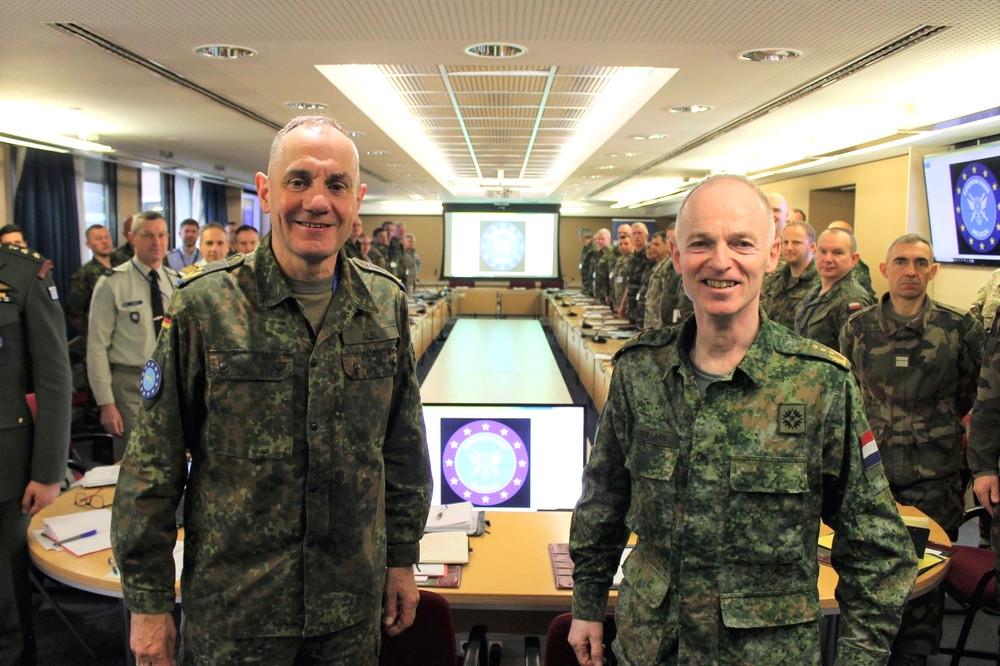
left=149, top=270, right=164, bottom=335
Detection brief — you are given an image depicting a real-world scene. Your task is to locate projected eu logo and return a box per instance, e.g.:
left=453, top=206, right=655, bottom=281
left=479, top=220, right=526, bottom=272
left=953, top=160, right=1000, bottom=255
left=440, top=418, right=530, bottom=508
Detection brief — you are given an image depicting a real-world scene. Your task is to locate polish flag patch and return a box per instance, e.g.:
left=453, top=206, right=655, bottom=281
left=848, top=302, right=863, bottom=311
left=859, top=429, right=881, bottom=471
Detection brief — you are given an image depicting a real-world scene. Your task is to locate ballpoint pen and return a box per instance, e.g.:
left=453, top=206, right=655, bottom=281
left=53, top=529, right=98, bottom=547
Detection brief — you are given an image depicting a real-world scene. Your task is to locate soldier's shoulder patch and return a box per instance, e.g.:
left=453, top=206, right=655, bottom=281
left=846, top=301, right=864, bottom=312
left=776, top=336, right=850, bottom=370
left=932, top=299, right=967, bottom=320
left=1, top=243, right=45, bottom=263
left=614, top=327, right=676, bottom=360
left=845, top=304, right=875, bottom=325
left=176, top=254, right=245, bottom=288
left=351, top=257, right=404, bottom=290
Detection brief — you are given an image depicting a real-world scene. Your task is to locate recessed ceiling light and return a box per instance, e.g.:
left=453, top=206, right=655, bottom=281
left=738, top=48, right=801, bottom=63
left=668, top=105, right=712, bottom=113
left=646, top=133, right=669, bottom=140
left=194, top=44, right=257, bottom=60
left=284, top=101, right=328, bottom=111
left=610, top=152, right=640, bottom=158
left=464, top=42, right=527, bottom=59
left=366, top=150, right=389, bottom=157
left=584, top=174, right=603, bottom=180
left=384, top=163, right=404, bottom=168
left=596, top=165, right=616, bottom=170
left=346, top=130, right=366, bottom=138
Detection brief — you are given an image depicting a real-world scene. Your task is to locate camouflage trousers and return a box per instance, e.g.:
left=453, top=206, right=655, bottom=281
left=890, top=476, right=964, bottom=656
left=182, top=617, right=379, bottom=665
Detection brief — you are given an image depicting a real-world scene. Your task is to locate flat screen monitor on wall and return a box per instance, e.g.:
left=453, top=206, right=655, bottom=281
left=423, top=403, right=585, bottom=511
left=924, top=140, right=1000, bottom=266
left=442, top=203, right=560, bottom=279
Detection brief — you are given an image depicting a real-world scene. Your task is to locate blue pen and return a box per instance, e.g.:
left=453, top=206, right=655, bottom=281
left=53, top=529, right=98, bottom=547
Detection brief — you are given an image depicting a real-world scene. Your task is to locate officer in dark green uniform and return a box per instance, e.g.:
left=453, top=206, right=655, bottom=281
left=0, top=244, right=71, bottom=664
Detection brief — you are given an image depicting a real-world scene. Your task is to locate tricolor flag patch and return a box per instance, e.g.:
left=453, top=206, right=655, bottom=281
left=859, top=429, right=881, bottom=476
left=848, top=301, right=863, bottom=311
left=161, top=314, right=173, bottom=331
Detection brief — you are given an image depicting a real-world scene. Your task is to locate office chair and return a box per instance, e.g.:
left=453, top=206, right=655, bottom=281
left=508, top=279, right=537, bottom=289
left=448, top=278, right=475, bottom=288
left=939, top=506, right=999, bottom=665
left=378, top=589, right=489, bottom=666
left=524, top=612, right=617, bottom=666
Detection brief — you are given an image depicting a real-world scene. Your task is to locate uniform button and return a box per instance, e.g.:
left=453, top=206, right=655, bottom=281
left=310, top=359, right=318, bottom=368
left=353, top=362, right=361, bottom=373
left=310, top=422, right=318, bottom=431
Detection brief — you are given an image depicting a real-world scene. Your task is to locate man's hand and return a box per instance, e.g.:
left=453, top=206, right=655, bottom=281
left=974, top=475, right=1000, bottom=517
left=20, top=481, right=60, bottom=515
left=383, top=566, right=419, bottom=637
left=100, top=403, right=124, bottom=438
left=568, top=618, right=605, bottom=666
left=130, top=612, right=176, bottom=666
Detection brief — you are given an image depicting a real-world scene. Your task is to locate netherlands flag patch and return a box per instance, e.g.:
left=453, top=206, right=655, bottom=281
left=859, top=429, right=881, bottom=471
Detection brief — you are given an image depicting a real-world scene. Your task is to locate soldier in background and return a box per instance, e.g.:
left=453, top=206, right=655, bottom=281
left=403, top=233, right=420, bottom=293
left=760, top=220, right=819, bottom=330
left=234, top=225, right=260, bottom=255
left=109, top=214, right=135, bottom=266
left=968, top=266, right=1000, bottom=332
left=610, top=233, right=633, bottom=317
left=0, top=244, right=71, bottom=664
left=343, top=216, right=364, bottom=260
left=87, top=211, right=179, bottom=460
left=795, top=228, right=874, bottom=350
left=67, top=224, right=115, bottom=337
left=385, top=222, right=408, bottom=283
left=166, top=219, right=201, bottom=272
left=828, top=220, right=875, bottom=298
left=590, top=229, right=614, bottom=306
left=568, top=174, right=915, bottom=665
left=639, top=230, right=669, bottom=329
left=0, top=225, right=27, bottom=248
left=840, top=233, right=984, bottom=665
left=622, top=224, right=655, bottom=325
left=369, top=226, right=390, bottom=269
left=577, top=230, right=595, bottom=296
left=789, top=207, right=807, bottom=224
left=112, top=115, right=431, bottom=665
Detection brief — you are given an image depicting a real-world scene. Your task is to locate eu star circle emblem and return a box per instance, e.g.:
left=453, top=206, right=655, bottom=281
left=480, top=222, right=526, bottom=271
left=954, top=162, right=1000, bottom=254
left=443, top=419, right=529, bottom=505
left=139, top=359, right=162, bottom=400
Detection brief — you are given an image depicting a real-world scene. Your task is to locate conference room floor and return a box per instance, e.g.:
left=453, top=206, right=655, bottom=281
left=31, top=316, right=1000, bottom=664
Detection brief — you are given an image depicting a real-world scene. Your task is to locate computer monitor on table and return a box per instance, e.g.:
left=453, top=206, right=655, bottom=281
left=422, top=403, right=585, bottom=511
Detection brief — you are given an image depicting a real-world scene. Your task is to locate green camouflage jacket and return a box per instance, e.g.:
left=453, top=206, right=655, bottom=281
left=593, top=247, right=616, bottom=304
left=570, top=315, right=915, bottom=665
left=610, top=254, right=632, bottom=310
left=623, top=252, right=655, bottom=324
left=969, top=319, right=1000, bottom=477
left=111, top=236, right=431, bottom=638
left=839, top=295, right=984, bottom=486
left=760, top=262, right=819, bottom=330
left=580, top=243, right=597, bottom=295
left=66, top=257, right=113, bottom=335
left=795, top=275, right=874, bottom=350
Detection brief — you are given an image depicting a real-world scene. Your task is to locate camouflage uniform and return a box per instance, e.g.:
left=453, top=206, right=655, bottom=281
left=403, top=248, right=419, bottom=294
left=642, top=260, right=670, bottom=329
left=624, top=252, right=655, bottom=325
left=66, top=257, right=113, bottom=337
left=760, top=262, right=819, bottom=330
left=840, top=294, right=984, bottom=657
left=342, top=238, right=363, bottom=261
left=968, top=267, right=1000, bottom=331
left=795, top=275, right=874, bottom=350
left=386, top=237, right=407, bottom=284
left=580, top=243, right=597, bottom=296
left=593, top=247, right=616, bottom=306
left=968, top=319, right=1000, bottom=598
left=110, top=242, right=134, bottom=267
left=610, top=254, right=631, bottom=313
left=852, top=259, right=876, bottom=299
left=111, top=237, right=432, bottom=656
left=367, top=242, right=390, bottom=270
left=570, top=315, right=916, bottom=665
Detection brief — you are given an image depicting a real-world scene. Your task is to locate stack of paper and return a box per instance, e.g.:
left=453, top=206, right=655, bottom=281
left=42, top=509, right=112, bottom=556
left=418, top=531, right=469, bottom=564
left=425, top=502, right=474, bottom=532
left=79, top=465, right=120, bottom=487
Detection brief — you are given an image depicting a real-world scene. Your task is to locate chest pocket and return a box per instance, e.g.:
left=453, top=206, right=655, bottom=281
left=726, top=454, right=809, bottom=564
left=626, top=426, right=679, bottom=549
left=341, top=325, right=399, bottom=381
left=205, top=350, right=294, bottom=459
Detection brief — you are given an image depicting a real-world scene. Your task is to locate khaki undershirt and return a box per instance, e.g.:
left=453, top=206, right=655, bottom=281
left=288, top=277, right=334, bottom=336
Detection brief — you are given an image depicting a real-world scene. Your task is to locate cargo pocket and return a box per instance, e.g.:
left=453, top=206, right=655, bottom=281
left=341, top=325, right=399, bottom=450
left=625, top=427, right=679, bottom=548
left=719, top=586, right=821, bottom=661
left=726, top=455, right=808, bottom=563
left=205, top=350, right=294, bottom=459
left=615, top=547, right=672, bottom=663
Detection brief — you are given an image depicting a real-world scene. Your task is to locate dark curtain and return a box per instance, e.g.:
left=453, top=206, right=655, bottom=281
left=202, top=181, right=229, bottom=226
left=13, top=148, right=81, bottom=302
left=104, top=160, right=118, bottom=239
left=161, top=172, right=175, bottom=244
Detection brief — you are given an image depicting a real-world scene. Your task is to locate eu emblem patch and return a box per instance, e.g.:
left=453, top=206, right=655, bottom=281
left=778, top=404, right=806, bottom=434
left=139, top=359, right=162, bottom=401
left=954, top=161, right=1000, bottom=254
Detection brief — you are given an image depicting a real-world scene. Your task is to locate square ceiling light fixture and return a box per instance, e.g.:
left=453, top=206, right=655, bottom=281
left=317, top=64, right=676, bottom=197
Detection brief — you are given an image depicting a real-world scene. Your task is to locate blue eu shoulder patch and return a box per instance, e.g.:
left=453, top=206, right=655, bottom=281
left=139, top=359, right=162, bottom=400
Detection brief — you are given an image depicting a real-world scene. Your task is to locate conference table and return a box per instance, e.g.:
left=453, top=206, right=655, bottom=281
left=420, top=318, right=573, bottom=405
left=30, top=488, right=949, bottom=611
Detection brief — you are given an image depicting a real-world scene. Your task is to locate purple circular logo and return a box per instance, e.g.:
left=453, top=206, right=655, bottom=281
left=443, top=419, right=529, bottom=505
